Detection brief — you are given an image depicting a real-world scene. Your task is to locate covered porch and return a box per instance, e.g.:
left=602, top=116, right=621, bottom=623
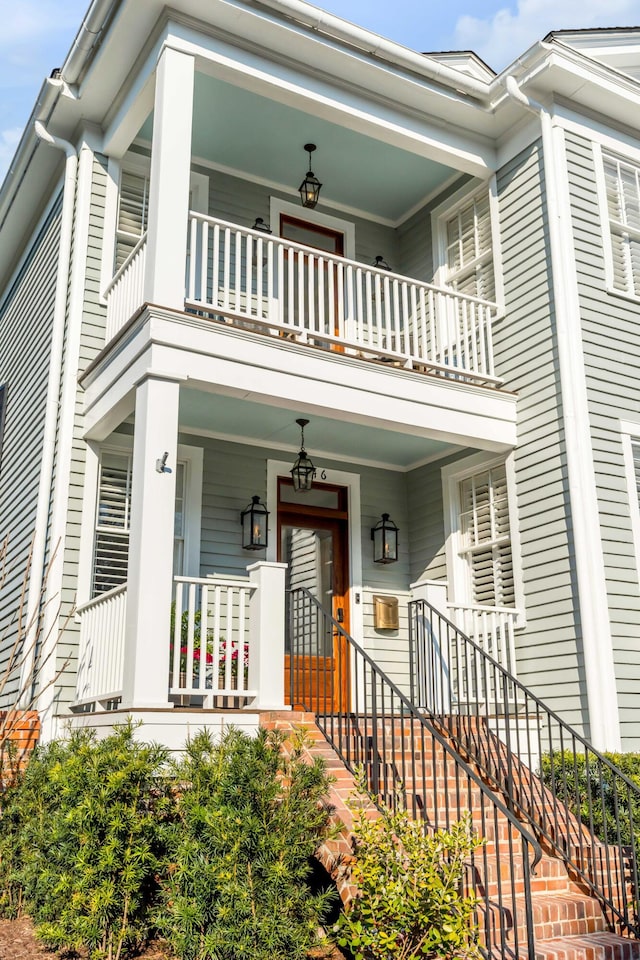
left=73, top=322, right=518, bottom=721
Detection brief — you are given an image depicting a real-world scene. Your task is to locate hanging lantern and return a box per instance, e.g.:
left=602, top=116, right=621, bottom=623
left=290, top=418, right=317, bottom=492
left=298, top=143, right=322, bottom=209
left=371, top=513, right=399, bottom=564
left=240, top=495, right=269, bottom=550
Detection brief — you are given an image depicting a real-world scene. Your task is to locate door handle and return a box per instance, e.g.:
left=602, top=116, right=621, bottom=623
left=336, top=607, right=344, bottom=623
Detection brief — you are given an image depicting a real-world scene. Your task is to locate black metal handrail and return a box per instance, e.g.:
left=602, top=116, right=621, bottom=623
left=287, top=587, right=543, bottom=960
left=409, top=598, right=640, bottom=938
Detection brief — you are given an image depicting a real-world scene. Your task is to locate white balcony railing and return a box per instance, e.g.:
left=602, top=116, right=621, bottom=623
left=101, top=214, right=500, bottom=387
left=171, top=576, right=257, bottom=706
left=185, top=214, right=499, bottom=385
left=74, top=584, right=127, bottom=708
left=104, top=234, right=147, bottom=342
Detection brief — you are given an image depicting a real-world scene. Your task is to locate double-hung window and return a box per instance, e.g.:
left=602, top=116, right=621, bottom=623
left=115, top=170, right=149, bottom=272
left=92, top=451, right=132, bottom=595
left=437, top=187, right=496, bottom=303
left=602, top=152, right=640, bottom=298
left=443, top=454, right=522, bottom=614
left=91, top=448, right=201, bottom=598
left=458, top=463, right=514, bottom=607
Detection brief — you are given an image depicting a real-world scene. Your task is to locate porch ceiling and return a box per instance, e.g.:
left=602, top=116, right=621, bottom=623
left=178, top=389, right=453, bottom=469
left=137, top=72, right=457, bottom=224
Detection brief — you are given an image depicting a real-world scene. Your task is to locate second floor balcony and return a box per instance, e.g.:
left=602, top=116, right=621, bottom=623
left=105, top=212, right=500, bottom=388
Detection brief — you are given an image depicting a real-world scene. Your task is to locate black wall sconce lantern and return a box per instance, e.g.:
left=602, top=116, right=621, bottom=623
left=298, top=143, right=322, bottom=209
left=371, top=513, right=399, bottom=564
left=240, top=495, right=269, bottom=550
left=252, top=217, right=272, bottom=234
left=290, top=418, right=317, bottom=492
left=372, top=255, right=392, bottom=271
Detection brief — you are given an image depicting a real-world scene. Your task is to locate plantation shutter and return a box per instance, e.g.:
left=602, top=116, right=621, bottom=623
left=92, top=452, right=132, bottom=595
left=603, top=154, right=640, bottom=297
left=92, top=452, right=189, bottom=596
left=444, top=191, right=495, bottom=303
left=459, top=463, right=514, bottom=607
left=115, top=170, right=149, bottom=271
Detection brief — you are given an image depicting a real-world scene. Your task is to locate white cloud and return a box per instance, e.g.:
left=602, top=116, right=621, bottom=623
left=453, top=0, right=640, bottom=71
left=0, top=126, right=23, bottom=185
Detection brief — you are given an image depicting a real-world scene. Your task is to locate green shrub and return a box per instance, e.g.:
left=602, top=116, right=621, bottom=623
left=335, top=783, right=482, bottom=960
left=540, top=750, right=640, bottom=846
left=0, top=723, right=174, bottom=960
left=0, top=736, right=71, bottom=918
left=159, top=727, right=335, bottom=960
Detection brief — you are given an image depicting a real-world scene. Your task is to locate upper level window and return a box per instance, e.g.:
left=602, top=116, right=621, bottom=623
left=438, top=188, right=496, bottom=303
left=113, top=166, right=209, bottom=274
left=115, top=170, right=149, bottom=272
left=602, top=152, right=640, bottom=298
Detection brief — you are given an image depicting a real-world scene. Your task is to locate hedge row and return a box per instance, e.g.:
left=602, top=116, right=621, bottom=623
left=0, top=723, right=334, bottom=960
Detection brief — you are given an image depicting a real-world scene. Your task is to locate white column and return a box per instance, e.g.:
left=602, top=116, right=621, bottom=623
left=246, top=562, right=289, bottom=711
left=121, top=375, right=180, bottom=708
left=143, top=46, right=195, bottom=309
left=410, top=578, right=448, bottom=613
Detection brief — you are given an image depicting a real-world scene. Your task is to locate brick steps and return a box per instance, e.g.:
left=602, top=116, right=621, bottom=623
left=533, top=933, right=640, bottom=960
left=469, top=853, right=585, bottom=898
left=259, top=711, right=640, bottom=960
left=482, top=892, right=607, bottom=944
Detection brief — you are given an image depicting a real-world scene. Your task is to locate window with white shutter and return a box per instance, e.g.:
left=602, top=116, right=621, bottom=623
left=92, top=451, right=132, bottom=595
left=458, top=464, right=514, bottom=607
left=602, top=152, right=640, bottom=298
left=442, top=190, right=496, bottom=303
left=115, top=170, right=149, bottom=272
left=92, top=451, right=196, bottom=596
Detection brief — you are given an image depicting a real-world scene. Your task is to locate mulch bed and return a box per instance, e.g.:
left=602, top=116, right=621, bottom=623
left=0, top=918, right=346, bottom=959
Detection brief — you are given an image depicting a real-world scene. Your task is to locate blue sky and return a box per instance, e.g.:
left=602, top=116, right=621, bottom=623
left=1, top=0, right=640, bottom=180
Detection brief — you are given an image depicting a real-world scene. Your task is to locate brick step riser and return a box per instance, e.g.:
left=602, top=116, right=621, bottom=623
left=532, top=934, right=640, bottom=960
left=478, top=896, right=607, bottom=945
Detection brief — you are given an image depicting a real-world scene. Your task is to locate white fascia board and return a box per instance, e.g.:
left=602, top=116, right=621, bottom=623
left=164, top=23, right=496, bottom=177
left=82, top=308, right=517, bottom=451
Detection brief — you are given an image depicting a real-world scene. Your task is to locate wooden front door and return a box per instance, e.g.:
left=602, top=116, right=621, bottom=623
left=278, top=480, right=349, bottom=713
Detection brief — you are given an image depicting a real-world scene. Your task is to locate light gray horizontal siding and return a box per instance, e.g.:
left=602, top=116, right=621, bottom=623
left=0, top=194, right=63, bottom=707
left=56, top=155, right=110, bottom=713
left=565, top=129, right=640, bottom=750
left=494, top=142, right=588, bottom=735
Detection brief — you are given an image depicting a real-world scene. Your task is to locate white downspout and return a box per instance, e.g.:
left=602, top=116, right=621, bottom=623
left=503, top=75, right=621, bottom=751
left=21, top=120, right=78, bottom=723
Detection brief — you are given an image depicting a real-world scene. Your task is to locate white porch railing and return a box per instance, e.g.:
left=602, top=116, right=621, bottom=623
left=448, top=602, right=519, bottom=679
left=104, top=234, right=147, bottom=342
left=74, top=584, right=127, bottom=708
left=184, top=214, right=499, bottom=385
left=171, top=576, right=257, bottom=706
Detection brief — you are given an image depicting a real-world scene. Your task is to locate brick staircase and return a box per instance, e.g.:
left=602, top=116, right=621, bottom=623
left=260, top=711, right=640, bottom=960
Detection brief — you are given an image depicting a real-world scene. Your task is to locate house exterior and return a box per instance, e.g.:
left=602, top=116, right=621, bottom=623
left=1, top=0, right=640, bottom=754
